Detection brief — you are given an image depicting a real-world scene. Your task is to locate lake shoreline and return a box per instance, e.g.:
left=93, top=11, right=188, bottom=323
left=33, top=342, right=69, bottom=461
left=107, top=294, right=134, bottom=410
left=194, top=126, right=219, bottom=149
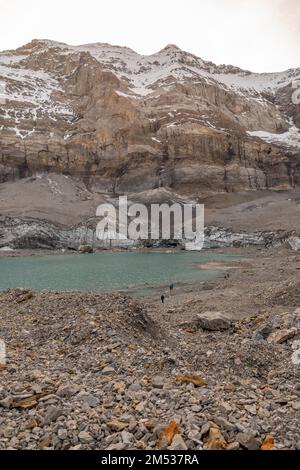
left=0, top=247, right=183, bottom=258
left=0, top=248, right=245, bottom=294
left=0, top=245, right=250, bottom=258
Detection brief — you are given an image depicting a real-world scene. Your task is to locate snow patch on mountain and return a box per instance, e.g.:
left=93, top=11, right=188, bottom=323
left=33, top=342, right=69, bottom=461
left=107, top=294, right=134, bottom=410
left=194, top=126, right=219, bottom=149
left=52, top=41, right=300, bottom=98
left=2, top=39, right=299, bottom=103
left=248, top=125, right=300, bottom=149
left=0, top=60, right=74, bottom=123
left=0, top=40, right=299, bottom=146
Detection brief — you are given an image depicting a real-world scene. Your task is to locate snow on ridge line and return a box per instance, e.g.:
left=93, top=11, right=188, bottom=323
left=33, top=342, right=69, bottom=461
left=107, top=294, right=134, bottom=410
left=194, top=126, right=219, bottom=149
left=1, top=39, right=299, bottom=106
left=22, top=40, right=299, bottom=97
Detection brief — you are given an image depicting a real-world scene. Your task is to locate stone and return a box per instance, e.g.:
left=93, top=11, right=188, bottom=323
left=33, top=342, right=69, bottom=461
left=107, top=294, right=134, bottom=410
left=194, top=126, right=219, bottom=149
left=25, top=417, right=38, bottom=429
left=107, top=443, right=126, bottom=450
left=77, top=392, right=99, bottom=408
left=135, top=401, right=146, bottom=412
left=152, top=376, right=165, bottom=389
left=0, top=396, right=12, bottom=409
left=200, top=422, right=213, bottom=439
left=218, top=401, right=233, bottom=414
left=291, top=349, right=300, bottom=365
left=158, top=421, right=180, bottom=449
left=121, top=431, right=134, bottom=445
left=102, top=366, right=116, bottom=376
left=204, top=427, right=227, bottom=450
left=57, top=428, right=68, bottom=440
left=78, top=245, right=94, bottom=254
left=288, top=237, right=300, bottom=252
left=3, top=427, right=15, bottom=438
left=168, top=434, right=188, bottom=451
left=191, top=405, right=202, bottom=412
left=44, top=406, right=63, bottom=425
left=175, top=374, right=207, bottom=387
left=31, top=384, right=43, bottom=395
left=213, top=416, right=236, bottom=432
left=13, top=396, right=38, bottom=409
left=245, top=404, right=257, bottom=415
left=78, top=431, right=94, bottom=444
left=226, top=442, right=240, bottom=451
left=252, top=324, right=272, bottom=341
left=16, top=291, right=34, bottom=303
left=236, top=432, right=260, bottom=450
left=260, top=435, right=275, bottom=450
left=267, top=328, right=297, bottom=344
left=107, top=419, right=129, bottom=432
left=128, top=381, right=142, bottom=392
left=197, top=312, right=232, bottom=331
left=56, top=385, right=80, bottom=398
left=292, top=340, right=300, bottom=351
left=38, top=436, right=52, bottom=450
left=31, top=369, right=43, bottom=379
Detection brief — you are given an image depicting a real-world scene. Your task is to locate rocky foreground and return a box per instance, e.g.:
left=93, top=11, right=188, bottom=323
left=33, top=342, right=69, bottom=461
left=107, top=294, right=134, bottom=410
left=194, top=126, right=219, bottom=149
left=0, top=270, right=300, bottom=451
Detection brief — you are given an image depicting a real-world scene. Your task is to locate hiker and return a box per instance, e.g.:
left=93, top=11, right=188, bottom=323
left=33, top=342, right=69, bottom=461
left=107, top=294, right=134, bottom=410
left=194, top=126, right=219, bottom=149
left=161, top=294, right=165, bottom=304
left=169, top=283, right=174, bottom=293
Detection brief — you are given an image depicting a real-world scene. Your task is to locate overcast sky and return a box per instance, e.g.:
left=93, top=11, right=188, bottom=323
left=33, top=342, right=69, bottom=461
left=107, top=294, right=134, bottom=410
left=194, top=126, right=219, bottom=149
left=1, top=0, right=299, bottom=72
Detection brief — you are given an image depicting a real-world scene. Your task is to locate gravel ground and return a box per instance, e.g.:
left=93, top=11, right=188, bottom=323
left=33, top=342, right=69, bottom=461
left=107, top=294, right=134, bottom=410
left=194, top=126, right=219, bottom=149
left=0, top=247, right=300, bottom=450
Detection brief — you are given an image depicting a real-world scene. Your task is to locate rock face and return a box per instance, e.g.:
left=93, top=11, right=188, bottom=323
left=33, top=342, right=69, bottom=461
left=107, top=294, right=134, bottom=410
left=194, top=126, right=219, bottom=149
left=0, top=39, right=299, bottom=196
left=0, top=215, right=290, bottom=250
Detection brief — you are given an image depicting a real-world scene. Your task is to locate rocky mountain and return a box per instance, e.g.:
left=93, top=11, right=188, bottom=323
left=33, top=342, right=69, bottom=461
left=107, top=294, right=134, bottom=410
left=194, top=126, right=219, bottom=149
left=0, top=39, right=300, bottom=250
left=0, top=39, right=300, bottom=195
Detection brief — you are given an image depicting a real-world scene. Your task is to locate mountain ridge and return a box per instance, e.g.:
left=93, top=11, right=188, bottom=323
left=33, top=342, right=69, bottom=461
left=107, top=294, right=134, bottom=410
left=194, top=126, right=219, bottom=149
left=0, top=38, right=299, bottom=195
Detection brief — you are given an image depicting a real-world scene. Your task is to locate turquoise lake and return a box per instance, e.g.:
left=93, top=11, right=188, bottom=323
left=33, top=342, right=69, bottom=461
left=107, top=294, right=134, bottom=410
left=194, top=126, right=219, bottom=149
left=0, top=251, right=240, bottom=295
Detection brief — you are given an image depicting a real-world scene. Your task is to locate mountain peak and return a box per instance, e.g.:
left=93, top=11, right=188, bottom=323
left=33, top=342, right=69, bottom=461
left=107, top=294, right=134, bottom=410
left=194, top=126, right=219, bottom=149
left=160, top=44, right=181, bottom=52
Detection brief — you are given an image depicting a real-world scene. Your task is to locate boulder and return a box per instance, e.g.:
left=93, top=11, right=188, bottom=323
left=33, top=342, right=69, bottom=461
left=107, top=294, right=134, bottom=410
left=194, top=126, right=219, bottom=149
left=288, top=237, right=300, bottom=252
left=44, top=406, right=63, bottom=425
left=236, top=432, right=260, bottom=450
left=78, top=245, right=94, bottom=254
left=291, top=349, right=300, bottom=365
left=175, top=374, right=207, bottom=387
left=152, top=376, right=165, bottom=389
left=107, top=419, right=129, bottom=432
left=56, top=384, right=80, bottom=398
left=168, top=434, right=188, bottom=450
left=204, top=427, right=227, bottom=450
left=77, top=391, right=99, bottom=408
left=197, top=311, right=232, bottom=331
left=252, top=323, right=272, bottom=341
left=267, top=328, right=297, bottom=344
left=78, top=431, right=94, bottom=444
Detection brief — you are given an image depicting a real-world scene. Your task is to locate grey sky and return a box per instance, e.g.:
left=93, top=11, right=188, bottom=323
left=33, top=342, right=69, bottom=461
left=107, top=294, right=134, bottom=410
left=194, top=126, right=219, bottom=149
left=0, top=0, right=299, bottom=72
